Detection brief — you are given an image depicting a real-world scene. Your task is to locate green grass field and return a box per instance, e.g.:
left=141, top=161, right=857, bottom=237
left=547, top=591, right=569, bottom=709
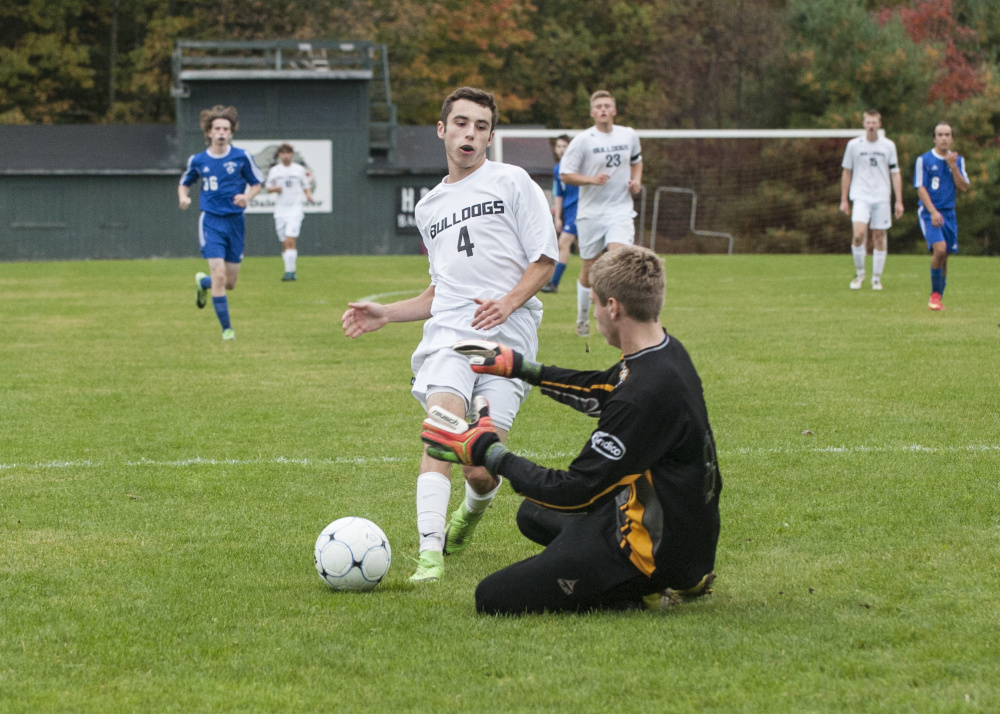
left=2, top=253, right=998, bottom=712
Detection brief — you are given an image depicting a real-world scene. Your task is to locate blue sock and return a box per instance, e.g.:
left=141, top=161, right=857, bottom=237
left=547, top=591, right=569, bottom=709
left=551, top=262, right=567, bottom=287
left=200, top=276, right=212, bottom=290
left=940, top=275, right=946, bottom=296
left=212, top=296, right=231, bottom=330
left=930, top=268, right=943, bottom=294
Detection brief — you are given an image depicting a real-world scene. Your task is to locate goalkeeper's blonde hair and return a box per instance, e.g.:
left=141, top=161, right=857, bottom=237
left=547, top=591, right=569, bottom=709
left=589, top=246, right=665, bottom=323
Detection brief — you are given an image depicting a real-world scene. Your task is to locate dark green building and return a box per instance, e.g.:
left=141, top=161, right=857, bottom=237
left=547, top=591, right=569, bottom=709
left=0, top=40, right=454, bottom=261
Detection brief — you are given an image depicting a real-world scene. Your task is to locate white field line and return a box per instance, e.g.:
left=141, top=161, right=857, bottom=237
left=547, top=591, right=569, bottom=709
left=356, top=289, right=423, bottom=303
left=2, top=444, right=999, bottom=472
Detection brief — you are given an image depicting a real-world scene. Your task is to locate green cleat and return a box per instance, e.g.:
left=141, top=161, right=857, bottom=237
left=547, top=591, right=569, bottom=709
left=643, top=572, right=716, bottom=612
left=443, top=502, right=485, bottom=556
left=281, top=272, right=297, bottom=282
left=222, top=328, right=236, bottom=341
left=195, top=272, right=209, bottom=309
left=408, top=550, right=444, bottom=584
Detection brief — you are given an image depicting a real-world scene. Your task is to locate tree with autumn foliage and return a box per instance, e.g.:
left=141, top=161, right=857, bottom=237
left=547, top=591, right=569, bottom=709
left=880, top=0, right=983, bottom=105
left=3, top=0, right=1000, bottom=251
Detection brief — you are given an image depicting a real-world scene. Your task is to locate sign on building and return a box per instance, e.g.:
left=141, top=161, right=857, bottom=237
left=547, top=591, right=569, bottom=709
left=396, top=185, right=430, bottom=235
left=235, top=140, right=333, bottom=213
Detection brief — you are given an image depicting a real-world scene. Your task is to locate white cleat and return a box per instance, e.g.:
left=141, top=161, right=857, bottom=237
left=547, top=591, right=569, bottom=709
left=576, top=320, right=590, bottom=337
left=849, top=276, right=864, bottom=290
left=871, top=277, right=883, bottom=291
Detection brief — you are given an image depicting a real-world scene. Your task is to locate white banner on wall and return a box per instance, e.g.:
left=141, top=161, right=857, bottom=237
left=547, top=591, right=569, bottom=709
left=234, top=140, right=333, bottom=214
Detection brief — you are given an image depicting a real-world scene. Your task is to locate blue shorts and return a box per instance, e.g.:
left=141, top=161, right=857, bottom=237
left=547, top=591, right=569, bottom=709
left=561, top=205, right=578, bottom=236
left=199, top=212, right=245, bottom=263
left=918, top=207, right=958, bottom=254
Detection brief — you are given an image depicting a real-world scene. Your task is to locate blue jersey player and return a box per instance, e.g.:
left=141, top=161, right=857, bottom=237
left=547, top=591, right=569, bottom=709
left=541, top=135, right=579, bottom=294
left=178, top=105, right=264, bottom=339
left=914, top=122, right=969, bottom=311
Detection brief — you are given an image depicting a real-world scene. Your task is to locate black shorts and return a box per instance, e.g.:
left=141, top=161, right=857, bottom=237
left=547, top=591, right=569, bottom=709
left=475, top=500, right=656, bottom=615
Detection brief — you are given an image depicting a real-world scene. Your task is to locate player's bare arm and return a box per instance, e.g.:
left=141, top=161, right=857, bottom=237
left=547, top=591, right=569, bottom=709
left=233, top=183, right=262, bottom=208
left=628, top=160, right=643, bottom=195
left=916, top=186, right=944, bottom=227
left=839, top=168, right=852, bottom=215
left=892, top=172, right=904, bottom=218
left=945, top=152, right=970, bottom=192
left=553, top=195, right=564, bottom=233
left=266, top=181, right=282, bottom=194
left=342, top=285, right=435, bottom=338
left=561, top=171, right=609, bottom=187
left=304, top=188, right=315, bottom=204
left=471, top=257, right=555, bottom=331
left=178, top=184, right=192, bottom=210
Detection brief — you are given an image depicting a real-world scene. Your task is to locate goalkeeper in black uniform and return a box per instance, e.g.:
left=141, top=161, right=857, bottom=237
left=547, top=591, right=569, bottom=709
left=421, top=245, right=721, bottom=615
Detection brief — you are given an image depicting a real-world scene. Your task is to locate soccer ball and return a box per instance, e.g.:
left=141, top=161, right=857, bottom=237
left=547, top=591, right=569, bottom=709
left=314, top=517, right=391, bottom=592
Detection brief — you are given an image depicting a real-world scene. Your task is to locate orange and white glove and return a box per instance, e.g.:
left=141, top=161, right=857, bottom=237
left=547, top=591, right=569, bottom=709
left=420, top=397, right=508, bottom=472
left=451, top=340, right=542, bottom=384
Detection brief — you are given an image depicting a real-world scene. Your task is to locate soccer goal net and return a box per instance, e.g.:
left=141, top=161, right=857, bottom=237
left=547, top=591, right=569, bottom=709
left=493, top=129, right=867, bottom=254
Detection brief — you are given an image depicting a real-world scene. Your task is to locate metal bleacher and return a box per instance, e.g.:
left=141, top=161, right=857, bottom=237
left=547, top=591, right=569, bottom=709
left=171, top=39, right=397, bottom=155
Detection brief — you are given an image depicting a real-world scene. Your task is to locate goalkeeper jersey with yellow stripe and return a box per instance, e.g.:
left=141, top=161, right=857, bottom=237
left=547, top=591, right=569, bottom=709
left=497, top=332, right=721, bottom=588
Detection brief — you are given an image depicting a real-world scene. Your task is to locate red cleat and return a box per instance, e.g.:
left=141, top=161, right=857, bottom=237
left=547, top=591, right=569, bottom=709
left=928, top=292, right=945, bottom=311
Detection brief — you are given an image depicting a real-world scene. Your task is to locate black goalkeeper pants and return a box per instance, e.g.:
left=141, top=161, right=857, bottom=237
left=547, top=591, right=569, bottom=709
left=475, top=500, right=656, bottom=615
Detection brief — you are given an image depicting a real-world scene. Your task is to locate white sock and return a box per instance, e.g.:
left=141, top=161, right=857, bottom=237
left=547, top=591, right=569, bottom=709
left=872, top=249, right=886, bottom=278
left=851, top=244, right=866, bottom=276
left=416, top=472, right=450, bottom=553
left=282, top=249, right=297, bottom=273
left=576, top=280, right=590, bottom=323
left=465, top=476, right=502, bottom=516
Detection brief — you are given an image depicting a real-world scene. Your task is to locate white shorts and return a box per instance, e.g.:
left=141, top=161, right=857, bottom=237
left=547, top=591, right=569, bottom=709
left=410, top=304, right=543, bottom=432
left=576, top=216, right=635, bottom=260
left=275, top=214, right=303, bottom=240
left=851, top=201, right=891, bottom=231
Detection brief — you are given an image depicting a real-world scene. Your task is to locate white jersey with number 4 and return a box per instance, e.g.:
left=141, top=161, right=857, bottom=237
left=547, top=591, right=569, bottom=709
left=415, top=160, right=558, bottom=316
left=560, top=124, right=642, bottom=220
left=842, top=136, right=900, bottom=204
left=266, top=162, right=310, bottom=217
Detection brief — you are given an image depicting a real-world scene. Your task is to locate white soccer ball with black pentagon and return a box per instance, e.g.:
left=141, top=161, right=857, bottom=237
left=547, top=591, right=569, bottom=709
left=314, top=517, right=391, bottom=591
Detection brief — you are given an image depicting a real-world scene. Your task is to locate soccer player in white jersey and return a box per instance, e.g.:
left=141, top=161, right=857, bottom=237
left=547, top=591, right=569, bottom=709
left=265, top=144, right=314, bottom=281
left=839, top=110, right=904, bottom=291
left=341, top=87, right=557, bottom=584
left=559, top=90, right=642, bottom=337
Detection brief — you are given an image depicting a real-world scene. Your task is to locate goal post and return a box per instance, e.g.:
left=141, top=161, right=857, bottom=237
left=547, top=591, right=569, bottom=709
left=492, top=128, right=871, bottom=254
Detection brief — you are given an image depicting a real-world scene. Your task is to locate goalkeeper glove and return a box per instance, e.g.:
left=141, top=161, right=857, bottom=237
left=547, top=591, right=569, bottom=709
left=420, top=397, right=508, bottom=472
left=451, top=340, right=542, bottom=384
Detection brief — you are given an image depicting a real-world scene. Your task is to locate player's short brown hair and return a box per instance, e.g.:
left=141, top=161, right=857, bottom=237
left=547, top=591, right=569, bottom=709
left=590, top=90, right=615, bottom=105
left=440, top=87, right=498, bottom=133
left=276, top=143, right=295, bottom=155
left=200, top=105, right=239, bottom=139
left=863, top=108, right=881, bottom=121
left=933, top=121, right=953, bottom=137
left=551, top=134, right=571, bottom=158
left=589, top=246, right=665, bottom=323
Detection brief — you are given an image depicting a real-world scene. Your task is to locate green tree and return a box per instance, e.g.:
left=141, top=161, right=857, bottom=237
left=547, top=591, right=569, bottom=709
left=517, top=0, right=661, bottom=127
left=780, top=0, right=932, bottom=129
left=0, top=0, right=96, bottom=123
left=646, top=0, right=786, bottom=129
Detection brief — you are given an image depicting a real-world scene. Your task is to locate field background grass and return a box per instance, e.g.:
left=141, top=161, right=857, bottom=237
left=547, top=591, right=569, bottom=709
left=2, top=254, right=998, bottom=712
